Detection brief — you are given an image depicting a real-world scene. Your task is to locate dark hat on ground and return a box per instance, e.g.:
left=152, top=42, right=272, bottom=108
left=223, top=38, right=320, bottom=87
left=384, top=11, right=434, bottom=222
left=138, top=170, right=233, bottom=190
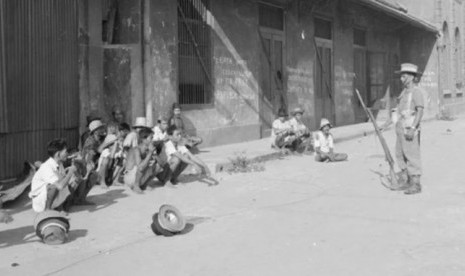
left=151, top=204, right=186, bottom=236
left=34, top=210, right=70, bottom=245
left=277, top=109, right=288, bottom=117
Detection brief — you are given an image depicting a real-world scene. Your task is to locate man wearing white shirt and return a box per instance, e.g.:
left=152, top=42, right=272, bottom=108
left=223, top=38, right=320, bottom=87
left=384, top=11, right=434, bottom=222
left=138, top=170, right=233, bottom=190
left=314, top=118, right=348, bottom=162
left=165, top=125, right=211, bottom=185
left=270, top=109, right=296, bottom=149
left=152, top=116, right=169, bottom=155
left=29, top=139, right=78, bottom=212
left=289, top=107, right=313, bottom=153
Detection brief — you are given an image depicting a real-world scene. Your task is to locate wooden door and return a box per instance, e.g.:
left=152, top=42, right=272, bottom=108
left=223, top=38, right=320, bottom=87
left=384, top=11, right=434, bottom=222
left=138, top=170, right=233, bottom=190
left=259, top=31, right=285, bottom=137
left=354, top=48, right=368, bottom=122
left=314, top=43, right=334, bottom=126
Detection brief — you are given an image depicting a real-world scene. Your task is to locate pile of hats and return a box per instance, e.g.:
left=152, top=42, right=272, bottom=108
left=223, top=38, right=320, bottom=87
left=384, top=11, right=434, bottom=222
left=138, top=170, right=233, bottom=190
left=34, top=210, right=70, bottom=245
left=151, top=205, right=186, bottom=237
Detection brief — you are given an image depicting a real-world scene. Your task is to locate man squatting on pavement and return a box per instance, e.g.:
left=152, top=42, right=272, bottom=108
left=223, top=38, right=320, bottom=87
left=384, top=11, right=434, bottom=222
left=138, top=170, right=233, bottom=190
left=29, top=139, right=91, bottom=213
left=392, top=63, right=425, bottom=195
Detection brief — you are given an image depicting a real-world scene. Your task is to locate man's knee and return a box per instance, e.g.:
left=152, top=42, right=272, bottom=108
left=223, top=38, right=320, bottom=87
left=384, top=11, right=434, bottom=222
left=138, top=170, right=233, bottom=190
left=169, top=156, right=182, bottom=169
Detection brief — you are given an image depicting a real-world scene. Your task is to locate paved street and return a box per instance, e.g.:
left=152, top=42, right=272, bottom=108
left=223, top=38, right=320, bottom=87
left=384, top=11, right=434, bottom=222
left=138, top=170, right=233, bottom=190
left=1, top=116, right=465, bottom=276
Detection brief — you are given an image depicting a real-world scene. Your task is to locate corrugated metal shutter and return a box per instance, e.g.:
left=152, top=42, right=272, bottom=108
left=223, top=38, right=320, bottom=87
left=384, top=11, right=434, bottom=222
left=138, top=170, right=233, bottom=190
left=0, top=1, right=7, bottom=133
left=0, top=0, right=79, bottom=179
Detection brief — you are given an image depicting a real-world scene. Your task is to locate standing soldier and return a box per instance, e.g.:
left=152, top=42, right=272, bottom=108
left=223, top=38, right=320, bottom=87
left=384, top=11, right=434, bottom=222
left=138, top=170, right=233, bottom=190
left=393, top=63, right=424, bottom=195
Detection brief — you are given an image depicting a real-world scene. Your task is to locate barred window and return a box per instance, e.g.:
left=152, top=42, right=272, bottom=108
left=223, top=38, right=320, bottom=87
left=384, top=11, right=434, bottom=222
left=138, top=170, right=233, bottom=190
left=178, top=0, right=212, bottom=105
left=259, top=3, right=284, bottom=30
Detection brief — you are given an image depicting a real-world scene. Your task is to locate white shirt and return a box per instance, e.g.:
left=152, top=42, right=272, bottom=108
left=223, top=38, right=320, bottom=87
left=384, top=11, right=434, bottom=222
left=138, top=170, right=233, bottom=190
left=314, top=131, right=334, bottom=153
left=164, top=140, right=189, bottom=158
left=152, top=126, right=167, bottom=142
left=123, top=131, right=138, bottom=148
left=271, top=119, right=292, bottom=145
left=289, top=117, right=308, bottom=133
left=29, top=158, right=65, bottom=212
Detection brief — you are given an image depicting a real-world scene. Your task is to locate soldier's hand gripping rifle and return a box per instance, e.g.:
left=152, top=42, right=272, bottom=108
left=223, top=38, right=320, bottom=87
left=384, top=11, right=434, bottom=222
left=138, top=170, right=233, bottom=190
left=354, top=89, right=401, bottom=188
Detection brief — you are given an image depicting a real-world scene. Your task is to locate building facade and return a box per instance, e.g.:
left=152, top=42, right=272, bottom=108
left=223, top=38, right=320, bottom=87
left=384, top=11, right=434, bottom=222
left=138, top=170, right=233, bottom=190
left=0, top=0, right=464, bottom=179
left=79, top=0, right=458, bottom=149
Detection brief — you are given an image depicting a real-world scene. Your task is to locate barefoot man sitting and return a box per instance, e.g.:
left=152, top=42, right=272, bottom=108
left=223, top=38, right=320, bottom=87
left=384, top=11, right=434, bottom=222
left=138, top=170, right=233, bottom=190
left=123, top=128, right=162, bottom=194
left=165, top=125, right=211, bottom=186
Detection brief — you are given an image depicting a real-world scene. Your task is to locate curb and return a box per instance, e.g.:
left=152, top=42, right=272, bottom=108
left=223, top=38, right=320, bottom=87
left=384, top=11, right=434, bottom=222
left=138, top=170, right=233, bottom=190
left=212, top=117, right=440, bottom=173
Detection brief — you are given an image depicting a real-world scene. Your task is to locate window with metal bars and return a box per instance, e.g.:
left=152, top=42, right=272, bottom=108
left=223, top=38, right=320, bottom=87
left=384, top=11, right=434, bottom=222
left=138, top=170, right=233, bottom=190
left=259, top=3, right=284, bottom=30
left=177, top=0, right=212, bottom=105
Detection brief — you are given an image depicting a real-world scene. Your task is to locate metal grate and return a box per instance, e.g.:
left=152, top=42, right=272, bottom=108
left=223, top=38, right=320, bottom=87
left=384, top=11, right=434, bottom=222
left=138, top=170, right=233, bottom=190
left=177, top=0, right=212, bottom=105
left=314, top=18, right=332, bottom=40
left=259, top=3, right=284, bottom=30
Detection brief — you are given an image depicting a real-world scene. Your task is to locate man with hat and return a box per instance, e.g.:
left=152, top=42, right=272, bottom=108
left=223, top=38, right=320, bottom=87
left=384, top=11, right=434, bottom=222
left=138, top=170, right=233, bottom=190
left=169, top=103, right=203, bottom=150
left=82, top=118, right=113, bottom=191
left=79, top=114, right=101, bottom=150
left=29, top=139, right=82, bottom=212
left=270, top=108, right=296, bottom=151
left=314, top=118, right=348, bottom=162
left=123, top=117, right=152, bottom=149
left=392, top=63, right=425, bottom=195
left=289, top=107, right=313, bottom=153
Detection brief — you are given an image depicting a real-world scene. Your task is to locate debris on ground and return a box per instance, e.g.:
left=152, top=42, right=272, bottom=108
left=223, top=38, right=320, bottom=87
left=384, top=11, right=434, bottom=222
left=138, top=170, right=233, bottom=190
left=223, top=152, right=265, bottom=174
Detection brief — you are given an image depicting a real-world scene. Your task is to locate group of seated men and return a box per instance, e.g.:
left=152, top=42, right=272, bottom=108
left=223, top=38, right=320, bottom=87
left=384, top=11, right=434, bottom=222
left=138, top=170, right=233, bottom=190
left=271, top=107, right=348, bottom=162
left=29, top=103, right=210, bottom=214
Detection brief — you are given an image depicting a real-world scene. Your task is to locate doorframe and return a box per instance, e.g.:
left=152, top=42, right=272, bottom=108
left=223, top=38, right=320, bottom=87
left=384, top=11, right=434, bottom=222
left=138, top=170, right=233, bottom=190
left=314, top=37, right=335, bottom=126
left=258, top=23, right=286, bottom=137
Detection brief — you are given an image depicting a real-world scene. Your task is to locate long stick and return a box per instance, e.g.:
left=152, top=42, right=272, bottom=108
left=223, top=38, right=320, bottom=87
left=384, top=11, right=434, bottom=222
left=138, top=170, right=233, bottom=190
left=355, top=89, right=399, bottom=185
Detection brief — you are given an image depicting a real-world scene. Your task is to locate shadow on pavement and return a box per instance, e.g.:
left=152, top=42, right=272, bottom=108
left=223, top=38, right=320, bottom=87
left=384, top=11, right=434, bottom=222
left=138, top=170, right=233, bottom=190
left=70, top=189, right=128, bottom=213
left=0, top=225, right=36, bottom=248
left=0, top=226, right=88, bottom=249
left=67, top=229, right=88, bottom=242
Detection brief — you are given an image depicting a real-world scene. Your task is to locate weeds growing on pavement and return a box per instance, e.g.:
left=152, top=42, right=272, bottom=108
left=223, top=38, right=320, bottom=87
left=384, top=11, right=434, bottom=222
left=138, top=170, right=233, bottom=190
left=225, top=152, right=265, bottom=174
left=437, top=109, right=456, bottom=121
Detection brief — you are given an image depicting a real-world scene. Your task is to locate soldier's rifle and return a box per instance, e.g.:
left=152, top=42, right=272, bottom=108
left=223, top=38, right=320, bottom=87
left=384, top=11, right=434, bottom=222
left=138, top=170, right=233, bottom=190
left=354, top=89, right=400, bottom=187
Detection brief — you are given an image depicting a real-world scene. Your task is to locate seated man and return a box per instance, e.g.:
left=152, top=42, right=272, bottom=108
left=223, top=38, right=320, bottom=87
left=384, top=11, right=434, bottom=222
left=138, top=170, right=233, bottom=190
left=123, top=117, right=152, bottom=149
left=165, top=125, right=211, bottom=185
left=123, top=128, right=167, bottom=193
left=82, top=119, right=112, bottom=188
left=111, top=105, right=127, bottom=125
left=79, top=114, right=100, bottom=150
left=289, top=107, right=313, bottom=153
left=271, top=108, right=297, bottom=151
left=29, top=139, right=87, bottom=213
left=152, top=116, right=170, bottom=155
left=169, top=103, right=202, bottom=149
left=99, top=123, right=131, bottom=185
left=314, top=118, right=348, bottom=162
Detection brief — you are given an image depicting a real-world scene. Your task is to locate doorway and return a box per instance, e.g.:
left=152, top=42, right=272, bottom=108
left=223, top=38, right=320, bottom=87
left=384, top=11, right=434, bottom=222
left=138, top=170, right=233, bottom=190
left=258, top=3, right=285, bottom=137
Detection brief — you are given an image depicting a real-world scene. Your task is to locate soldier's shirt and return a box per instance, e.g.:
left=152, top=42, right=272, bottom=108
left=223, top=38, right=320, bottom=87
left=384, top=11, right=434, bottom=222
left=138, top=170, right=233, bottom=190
left=397, top=86, right=425, bottom=127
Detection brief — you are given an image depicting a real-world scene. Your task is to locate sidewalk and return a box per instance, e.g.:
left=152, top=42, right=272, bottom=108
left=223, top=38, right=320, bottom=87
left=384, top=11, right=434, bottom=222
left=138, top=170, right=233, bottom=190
left=198, top=121, right=379, bottom=173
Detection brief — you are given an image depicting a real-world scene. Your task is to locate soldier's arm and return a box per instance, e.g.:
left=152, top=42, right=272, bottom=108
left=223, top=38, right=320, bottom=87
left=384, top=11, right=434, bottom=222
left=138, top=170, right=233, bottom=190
left=412, top=89, right=425, bottom=129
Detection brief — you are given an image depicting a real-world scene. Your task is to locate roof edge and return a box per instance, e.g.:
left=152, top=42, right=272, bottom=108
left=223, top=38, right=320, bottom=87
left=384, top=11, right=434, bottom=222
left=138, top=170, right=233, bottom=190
left=355, top=0, right=439, bottom=33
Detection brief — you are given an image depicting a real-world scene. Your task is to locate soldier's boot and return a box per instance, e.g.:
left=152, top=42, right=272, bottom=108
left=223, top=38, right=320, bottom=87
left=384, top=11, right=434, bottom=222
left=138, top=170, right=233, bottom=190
left=404, top=175, right=422, bottom=195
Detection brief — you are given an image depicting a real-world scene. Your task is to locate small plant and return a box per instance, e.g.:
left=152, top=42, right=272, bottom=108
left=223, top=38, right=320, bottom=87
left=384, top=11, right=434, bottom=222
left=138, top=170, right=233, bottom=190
left=437, top=108, right=455, bottom=121
left=225, top=151, right=265, bottom=174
